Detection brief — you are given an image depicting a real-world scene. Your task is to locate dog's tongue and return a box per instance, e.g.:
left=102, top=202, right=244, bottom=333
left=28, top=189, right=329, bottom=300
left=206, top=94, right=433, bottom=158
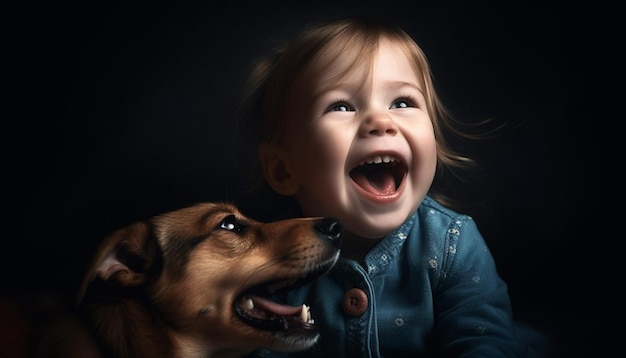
left=248, top=294, right=302, bottom=316
left=352, top=171, right=396, bottom=195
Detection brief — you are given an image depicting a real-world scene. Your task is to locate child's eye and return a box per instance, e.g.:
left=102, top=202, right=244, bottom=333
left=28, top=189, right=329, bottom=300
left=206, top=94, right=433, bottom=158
left=390, top=98, right=416, bottom=109
left=326, top=102, right=354, bottom=112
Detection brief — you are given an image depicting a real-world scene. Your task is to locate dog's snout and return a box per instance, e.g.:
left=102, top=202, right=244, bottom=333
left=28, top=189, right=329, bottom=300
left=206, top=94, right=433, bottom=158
left=314, top=218, right=342, bottom=248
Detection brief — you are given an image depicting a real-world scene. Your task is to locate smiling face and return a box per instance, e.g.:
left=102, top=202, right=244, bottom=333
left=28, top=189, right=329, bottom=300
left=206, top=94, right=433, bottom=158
left=261, top=37, right=437, bottom=240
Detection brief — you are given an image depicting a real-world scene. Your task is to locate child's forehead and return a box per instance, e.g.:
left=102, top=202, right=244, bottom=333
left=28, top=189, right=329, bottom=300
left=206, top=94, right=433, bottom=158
left=303, top=37, right=419, bottom=88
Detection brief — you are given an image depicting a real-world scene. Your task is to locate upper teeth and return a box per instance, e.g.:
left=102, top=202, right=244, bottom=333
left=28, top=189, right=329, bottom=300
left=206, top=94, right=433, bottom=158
left=361, top=155, right=397, bottom=165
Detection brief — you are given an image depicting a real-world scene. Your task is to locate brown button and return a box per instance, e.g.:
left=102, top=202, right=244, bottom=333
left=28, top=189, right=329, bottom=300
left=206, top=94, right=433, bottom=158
left=342, top=288, right=368, bottom=316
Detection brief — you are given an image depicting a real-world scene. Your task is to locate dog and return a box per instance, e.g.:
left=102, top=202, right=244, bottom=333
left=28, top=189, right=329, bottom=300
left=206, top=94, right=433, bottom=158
left=29, top=202, right=342, bottom=358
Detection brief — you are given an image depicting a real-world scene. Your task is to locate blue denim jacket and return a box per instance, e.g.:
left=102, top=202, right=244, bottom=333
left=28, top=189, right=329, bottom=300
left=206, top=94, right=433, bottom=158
left=247, top=196, right=526, bottom=357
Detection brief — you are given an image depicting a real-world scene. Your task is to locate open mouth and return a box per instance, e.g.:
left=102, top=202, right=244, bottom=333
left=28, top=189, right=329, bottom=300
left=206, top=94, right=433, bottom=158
left=349, top=155, right=407, bottom=196
left=234, top=257, right=338, bottom=332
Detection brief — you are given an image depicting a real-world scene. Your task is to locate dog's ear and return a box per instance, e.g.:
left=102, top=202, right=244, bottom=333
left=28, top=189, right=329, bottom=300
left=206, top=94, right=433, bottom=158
left=76, top=222, right=156, bottom=305
left=259, top=143, right=299, bottom=195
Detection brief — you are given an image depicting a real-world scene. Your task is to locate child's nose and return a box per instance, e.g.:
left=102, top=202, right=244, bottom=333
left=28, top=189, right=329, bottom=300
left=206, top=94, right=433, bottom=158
left=358, top=111, right=399, bottom=137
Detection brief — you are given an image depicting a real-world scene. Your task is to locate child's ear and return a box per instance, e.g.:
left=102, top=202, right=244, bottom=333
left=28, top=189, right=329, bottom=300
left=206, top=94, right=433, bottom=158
left=259, top=143, right=299, bottom=196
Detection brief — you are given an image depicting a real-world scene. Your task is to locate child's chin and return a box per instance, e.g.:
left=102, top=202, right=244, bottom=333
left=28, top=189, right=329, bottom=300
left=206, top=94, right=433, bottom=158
left=352, top=218, right=408, bottom=239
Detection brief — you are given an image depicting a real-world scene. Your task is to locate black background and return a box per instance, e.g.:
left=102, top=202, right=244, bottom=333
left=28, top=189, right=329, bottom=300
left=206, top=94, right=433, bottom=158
left=4, top=0, right=604, bottom=356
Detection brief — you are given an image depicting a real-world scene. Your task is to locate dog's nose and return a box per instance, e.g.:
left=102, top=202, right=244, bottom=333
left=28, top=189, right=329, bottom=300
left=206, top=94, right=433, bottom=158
left=315, top=218, right=342, bottom=248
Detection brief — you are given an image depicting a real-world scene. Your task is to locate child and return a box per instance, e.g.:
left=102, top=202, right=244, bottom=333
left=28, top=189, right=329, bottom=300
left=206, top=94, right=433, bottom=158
left=235, top=16, right=527, bottom=357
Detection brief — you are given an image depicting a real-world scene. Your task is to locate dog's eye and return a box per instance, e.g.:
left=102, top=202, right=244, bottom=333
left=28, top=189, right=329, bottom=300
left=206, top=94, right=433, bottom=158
left=219, top=214, right=244, bottom=232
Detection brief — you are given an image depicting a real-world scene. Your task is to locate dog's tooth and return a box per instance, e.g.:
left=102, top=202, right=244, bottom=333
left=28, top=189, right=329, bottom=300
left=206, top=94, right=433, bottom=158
left=300, top=304, right=307, bottom=322
left=241, top=297, right=254, bottom=310
left=300, top=304, right=312, bottom=324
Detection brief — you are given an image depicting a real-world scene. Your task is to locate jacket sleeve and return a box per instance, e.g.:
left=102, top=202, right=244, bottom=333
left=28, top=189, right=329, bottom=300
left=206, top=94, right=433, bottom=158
left=431, top=215, right=527, bottom=357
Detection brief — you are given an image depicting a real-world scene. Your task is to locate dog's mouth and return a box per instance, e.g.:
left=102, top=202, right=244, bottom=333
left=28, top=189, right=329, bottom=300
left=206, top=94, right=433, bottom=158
left=235, top=293, right=313, bottom=332
left=349, top=155, right=407, bottom=196
left=234, top=258, right=337, bottom=332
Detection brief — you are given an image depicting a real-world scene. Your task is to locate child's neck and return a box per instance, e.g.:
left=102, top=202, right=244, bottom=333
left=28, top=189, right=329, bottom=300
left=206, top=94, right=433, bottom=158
left=340, top=232, right=383, bottom=265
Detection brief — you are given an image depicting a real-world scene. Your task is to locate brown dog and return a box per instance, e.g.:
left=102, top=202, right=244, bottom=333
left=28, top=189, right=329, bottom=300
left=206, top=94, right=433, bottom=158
left=30, top=202, right=342, bottom=358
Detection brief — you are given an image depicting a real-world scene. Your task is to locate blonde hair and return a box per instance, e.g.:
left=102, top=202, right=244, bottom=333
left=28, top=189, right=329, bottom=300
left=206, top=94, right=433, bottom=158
left=236, top=16, right=479, bottom=207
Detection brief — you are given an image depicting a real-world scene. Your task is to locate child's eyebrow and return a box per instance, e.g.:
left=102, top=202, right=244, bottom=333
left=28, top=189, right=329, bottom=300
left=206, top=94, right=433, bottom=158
left=311, top=83, right=355, bottom=101
left=383, top=81, right=424, bottom=95
left=312, top=81, right=424, bottom=100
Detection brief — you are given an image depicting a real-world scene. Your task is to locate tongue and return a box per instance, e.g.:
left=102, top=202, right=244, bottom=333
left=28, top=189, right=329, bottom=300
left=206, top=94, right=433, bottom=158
left=352, top=171, right=396, bottom=195
left=248, top=294, right=302, bottom=316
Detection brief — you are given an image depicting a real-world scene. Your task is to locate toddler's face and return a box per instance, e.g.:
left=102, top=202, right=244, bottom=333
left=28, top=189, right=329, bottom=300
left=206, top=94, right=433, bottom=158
left=273, top=39, right=437, bottom=239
